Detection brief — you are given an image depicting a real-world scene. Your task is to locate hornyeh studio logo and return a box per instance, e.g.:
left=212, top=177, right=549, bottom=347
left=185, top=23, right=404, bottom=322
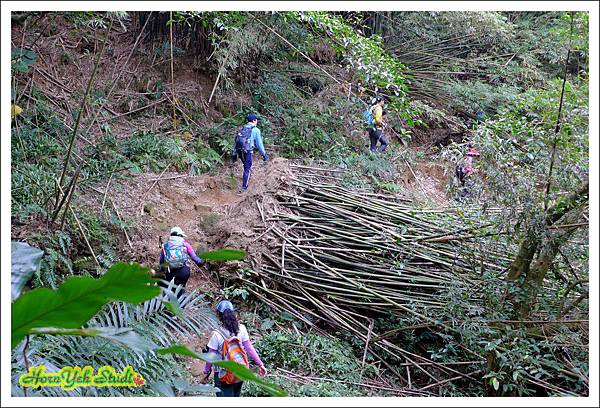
left=19, top=365, right=145, bottom=391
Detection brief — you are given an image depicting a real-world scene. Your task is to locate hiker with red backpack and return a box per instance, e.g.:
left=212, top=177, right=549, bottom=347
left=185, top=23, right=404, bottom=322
left=159, top=227, right=203, bottom=289
left=232, top=113, right=268, bottom=193
left=201, top=300, right=267, bottom=397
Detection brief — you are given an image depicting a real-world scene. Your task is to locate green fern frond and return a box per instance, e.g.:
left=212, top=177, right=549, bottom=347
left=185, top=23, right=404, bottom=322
left=11, top=285, right=218, bottom=396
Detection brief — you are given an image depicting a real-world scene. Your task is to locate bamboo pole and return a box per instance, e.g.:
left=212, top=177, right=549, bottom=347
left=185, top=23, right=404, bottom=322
left=169, top=11, right=176, bottom=129
left=55, top=18, right=113, bottom=209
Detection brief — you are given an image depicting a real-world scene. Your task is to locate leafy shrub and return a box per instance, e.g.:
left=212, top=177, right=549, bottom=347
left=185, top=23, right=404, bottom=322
left=243, top=331, right=365, bottom=397
left=443, top=80, right=521, bottom=115
left=341, top=151, right=398, bottom=189
left=30, top=231, right=74, bottom=290
left=121, top=130, right=190, bottom=172
left=191, top=144, right=223, bottom=175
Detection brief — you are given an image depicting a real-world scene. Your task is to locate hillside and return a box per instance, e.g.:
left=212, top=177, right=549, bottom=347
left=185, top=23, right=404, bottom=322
left=9, top=10, right=591, bottom=400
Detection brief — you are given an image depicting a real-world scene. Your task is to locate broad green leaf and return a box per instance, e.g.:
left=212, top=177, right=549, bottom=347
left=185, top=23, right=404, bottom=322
left=179, top=383, right=220, bottom=394
left=172, top=377, right=219, bottom=394
left=198, top=248, right=246, bottom=261
left=157, top=344, right=287, bottom=397
left=11, top=262, right=160, bottom=349
left=11, top=241, right=44, bottom=300
left=148, top=380, right=175, bottom=397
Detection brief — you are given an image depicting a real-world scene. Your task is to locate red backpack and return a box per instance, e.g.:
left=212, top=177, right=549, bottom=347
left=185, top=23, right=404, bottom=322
left=216, top=328, right=249, bottom=384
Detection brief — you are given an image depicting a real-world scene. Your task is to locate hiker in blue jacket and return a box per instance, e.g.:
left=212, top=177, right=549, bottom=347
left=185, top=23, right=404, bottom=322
left=233, top=113, right=268, bottom=193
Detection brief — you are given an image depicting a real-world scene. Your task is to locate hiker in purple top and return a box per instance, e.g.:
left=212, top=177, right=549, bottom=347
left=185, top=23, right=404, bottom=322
left=201, top=300, right=267, bottom=397
left=159, top=226, right=203, bottom=289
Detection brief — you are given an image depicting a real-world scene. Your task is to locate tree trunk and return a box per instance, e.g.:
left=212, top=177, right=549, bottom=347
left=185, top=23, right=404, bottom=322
left=506, top=231, right=538, bottom=281
left=507, top=183, right=588, bottom=319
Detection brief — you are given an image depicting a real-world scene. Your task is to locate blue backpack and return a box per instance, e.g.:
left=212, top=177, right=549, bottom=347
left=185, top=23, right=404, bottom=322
left=164, top=236, right=188, bottom=269
left=235, top=126, right=253, bottom=153
left=362, top=107, right=375, bottom=128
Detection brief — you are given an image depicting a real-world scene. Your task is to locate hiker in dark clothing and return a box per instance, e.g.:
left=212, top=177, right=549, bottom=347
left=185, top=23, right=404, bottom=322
left=159, top=227, right=203, bottom=289
left=365, top=97, right=389, bottom=153
left=232, top=113, right=268, bottom=193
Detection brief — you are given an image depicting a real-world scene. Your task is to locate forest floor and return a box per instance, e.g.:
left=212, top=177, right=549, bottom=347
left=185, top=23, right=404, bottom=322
left=80, top=153, right=451, bottom=382
left=11, top=14, right=459, bottom=390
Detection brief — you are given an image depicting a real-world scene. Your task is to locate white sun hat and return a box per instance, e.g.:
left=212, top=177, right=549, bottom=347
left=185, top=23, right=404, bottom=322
left=170, top=226, right=186, bottom=237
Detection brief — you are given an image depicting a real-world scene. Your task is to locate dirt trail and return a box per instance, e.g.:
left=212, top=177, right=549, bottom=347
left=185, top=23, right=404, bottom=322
left=82, top=157, right=295, bottom=382
left=84, top=154, right=450, bottom=292
left=84, top=157, right=293, bottom=294
left=82, top=154, right=450, bottom=385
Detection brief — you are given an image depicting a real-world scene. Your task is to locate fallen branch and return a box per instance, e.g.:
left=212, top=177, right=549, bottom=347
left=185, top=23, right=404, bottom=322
left=359, top=319, right=374, bottom=383
left=147, top=174, right=188, bottom=182
left=100, top=162, right=118, bottom=214
left=138, top=163, right=172, bottom=215
left=275, top=368, right=432, bottom=396
left=418, top=369, right=483, bottom=392
left=55, top=182, right=101, bottom=270
left=106, top=97, right=168, bottom=121
left=110, top=199, right=133, bottom=249
left=404, top=160, right=428, bottom=196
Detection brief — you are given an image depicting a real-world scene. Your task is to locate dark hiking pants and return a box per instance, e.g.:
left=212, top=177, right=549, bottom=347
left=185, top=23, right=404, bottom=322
left=160, top=264, right=191, bottom=298
left=214, top=376, right=243, bottom=397
left=368, top=128, right=389, bottom=152
left=240, top=149, right=253, bottom=190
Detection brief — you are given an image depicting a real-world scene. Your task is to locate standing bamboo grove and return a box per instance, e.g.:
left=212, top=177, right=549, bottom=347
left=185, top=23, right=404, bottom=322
left=239, top=164, right=514, bottom=391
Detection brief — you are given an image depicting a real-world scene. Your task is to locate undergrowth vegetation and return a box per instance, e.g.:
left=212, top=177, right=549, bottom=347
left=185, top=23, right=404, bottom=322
left=244, top=331, right=366, bottom=397
left=10, top=9, right=590, bottom=398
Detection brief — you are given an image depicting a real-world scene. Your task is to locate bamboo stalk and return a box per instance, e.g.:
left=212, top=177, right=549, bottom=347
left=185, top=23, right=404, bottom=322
left=55, top=18, right=113, bottom=208
left=359, top=319, right=374, bottom=383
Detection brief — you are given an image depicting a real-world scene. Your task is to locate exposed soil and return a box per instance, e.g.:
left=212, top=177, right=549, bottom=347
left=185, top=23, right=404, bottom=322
left=12, top=14, right=459, bottom=389
left=411, top=161, right=452, bottom=205
left=81, top=157, right=293, bottom=290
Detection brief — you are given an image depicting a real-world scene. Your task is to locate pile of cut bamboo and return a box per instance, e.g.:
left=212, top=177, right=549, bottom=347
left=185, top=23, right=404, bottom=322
left=242, top=163, right=512, bottom=391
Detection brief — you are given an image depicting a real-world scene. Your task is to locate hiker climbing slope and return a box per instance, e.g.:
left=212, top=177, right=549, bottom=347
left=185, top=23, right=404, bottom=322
left=201, top=300, right=267, bottom=397
left=159, top=226, right=203, bottom=289
left=363, top=96, right=389, bottom=153
left=232, top=113, right=268, bottom=193
left=455, top=143, right=481, bottom=186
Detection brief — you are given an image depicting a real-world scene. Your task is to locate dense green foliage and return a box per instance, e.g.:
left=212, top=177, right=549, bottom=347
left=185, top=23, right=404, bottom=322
left=11, top=262, right=160, bottom=348
left=11, top=256, right=279, bottom=396
left=244, top=331, right=366, bottom=397
left=10, top=9, right=589, bottom=398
